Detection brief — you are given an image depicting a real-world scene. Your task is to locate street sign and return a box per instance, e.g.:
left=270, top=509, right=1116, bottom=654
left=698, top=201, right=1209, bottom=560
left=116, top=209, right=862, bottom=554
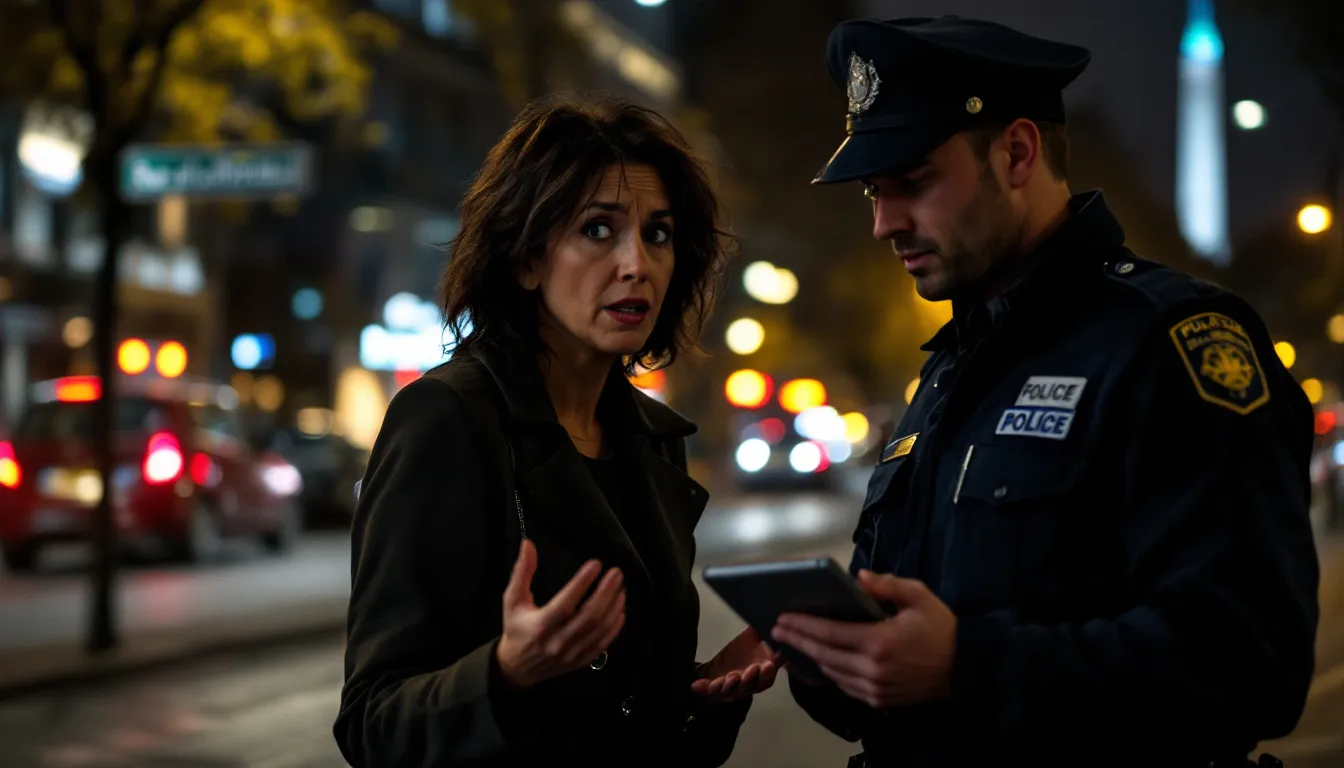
left=119, top=143, right=315, bottom=201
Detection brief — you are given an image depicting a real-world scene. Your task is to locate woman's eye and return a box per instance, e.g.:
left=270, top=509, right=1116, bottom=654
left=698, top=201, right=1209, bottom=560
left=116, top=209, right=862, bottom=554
left=583, top=222, right=613, bottom=240
left=648, top=226, right=672, bottom=245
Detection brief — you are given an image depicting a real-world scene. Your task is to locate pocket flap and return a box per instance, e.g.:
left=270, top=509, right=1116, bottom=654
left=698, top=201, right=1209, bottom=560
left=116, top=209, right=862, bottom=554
left=862, top=454, right=911, bottom=511
left=956, top=443, right=1079, bottom=506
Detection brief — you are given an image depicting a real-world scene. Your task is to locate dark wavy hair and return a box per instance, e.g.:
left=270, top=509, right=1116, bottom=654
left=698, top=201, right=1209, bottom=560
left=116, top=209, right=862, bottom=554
left=438, top=94, right=733, bottom=374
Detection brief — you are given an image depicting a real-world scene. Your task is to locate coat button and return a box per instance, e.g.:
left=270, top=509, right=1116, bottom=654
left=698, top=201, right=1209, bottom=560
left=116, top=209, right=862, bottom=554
left=993, top=485, right=1008, bottom=499
left=589, top=650, right=608, bottom=670
left=1115, top=261, right=1134, bottom=275
left=621, top=695, right=637, bottom=716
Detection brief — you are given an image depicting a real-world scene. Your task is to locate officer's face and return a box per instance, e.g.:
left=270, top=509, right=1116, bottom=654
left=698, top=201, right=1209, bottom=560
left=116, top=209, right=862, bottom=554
left=521, top=163, right=676, bottom=361
left=865, top=134, right=1020, bottom=303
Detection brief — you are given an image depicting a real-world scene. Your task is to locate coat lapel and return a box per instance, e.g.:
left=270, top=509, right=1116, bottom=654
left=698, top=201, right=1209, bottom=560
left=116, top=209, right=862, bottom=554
left=628, top=435, right=707, bottom=582
left=471, top=343, right=704, bottom=598
left=514, top=431, right=652, bottom=591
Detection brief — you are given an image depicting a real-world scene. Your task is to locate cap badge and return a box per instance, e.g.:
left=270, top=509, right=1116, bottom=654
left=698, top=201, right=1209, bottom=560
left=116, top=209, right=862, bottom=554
left=847, top=53, right=881, bottom=115
left=965, top=96, right=984, bottom=115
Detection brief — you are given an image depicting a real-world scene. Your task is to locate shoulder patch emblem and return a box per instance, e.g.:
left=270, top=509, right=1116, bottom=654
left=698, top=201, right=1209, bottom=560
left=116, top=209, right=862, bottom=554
left=1168, top=311, right=1270, bottom=415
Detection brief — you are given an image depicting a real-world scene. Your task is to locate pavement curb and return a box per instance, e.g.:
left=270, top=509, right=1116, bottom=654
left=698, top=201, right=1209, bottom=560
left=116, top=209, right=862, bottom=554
left=0, top=597, right=348, bottom=703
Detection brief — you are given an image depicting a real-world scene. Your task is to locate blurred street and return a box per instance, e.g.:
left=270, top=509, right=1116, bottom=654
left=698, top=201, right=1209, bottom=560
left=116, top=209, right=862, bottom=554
left=1, top=1, right=1344, bottom=765
left=0, top=491, right=866, bottom=767
left=0, top=492, right=1340, bottom=767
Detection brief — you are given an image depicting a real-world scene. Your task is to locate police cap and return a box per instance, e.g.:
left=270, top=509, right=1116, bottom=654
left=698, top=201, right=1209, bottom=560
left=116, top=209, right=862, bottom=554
left=813, top=16, right=1091, bottom=185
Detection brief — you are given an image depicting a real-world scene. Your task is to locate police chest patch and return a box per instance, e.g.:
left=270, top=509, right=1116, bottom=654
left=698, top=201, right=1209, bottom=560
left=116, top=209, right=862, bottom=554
left=880, top=433, right=917, bottom=463
left=994, top=376, right=1087, bottom=440
left=1169, top=311, right=1270, bottom=415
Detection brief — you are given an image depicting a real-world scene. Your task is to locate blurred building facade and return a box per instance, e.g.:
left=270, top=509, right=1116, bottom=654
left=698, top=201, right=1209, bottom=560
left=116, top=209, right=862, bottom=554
left=0, top=100, right=216, bottom=429
left=1176, top=0, right=1231, bottom=266
left=219, top=0, right=708, bottom=449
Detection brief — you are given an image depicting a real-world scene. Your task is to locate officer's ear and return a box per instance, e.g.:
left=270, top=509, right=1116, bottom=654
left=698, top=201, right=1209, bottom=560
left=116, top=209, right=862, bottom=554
left=1000, top=118, right=1043, bottom=191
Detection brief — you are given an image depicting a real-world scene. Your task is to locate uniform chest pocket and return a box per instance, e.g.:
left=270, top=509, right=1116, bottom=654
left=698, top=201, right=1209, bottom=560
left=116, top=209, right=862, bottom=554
left=956, top=442, right=1080, bottom=507
left=863, top=454, right=911, bottom=510
left=945, top=443, right=1082, bottom=606
left=854, top=454, right=914, bottom=558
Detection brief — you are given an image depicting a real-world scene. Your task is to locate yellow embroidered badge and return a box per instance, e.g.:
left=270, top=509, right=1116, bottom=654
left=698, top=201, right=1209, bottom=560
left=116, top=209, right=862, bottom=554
left=1168, top=311, right=1270, bottom=415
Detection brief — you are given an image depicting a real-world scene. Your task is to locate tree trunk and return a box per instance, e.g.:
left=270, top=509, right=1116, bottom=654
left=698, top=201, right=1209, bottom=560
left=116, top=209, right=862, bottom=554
left=87, top=155, right=127, bottom=654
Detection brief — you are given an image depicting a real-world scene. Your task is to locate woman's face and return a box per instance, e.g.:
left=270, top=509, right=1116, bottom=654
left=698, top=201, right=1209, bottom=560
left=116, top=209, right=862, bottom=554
left=523, top=163, right=676, bottom=360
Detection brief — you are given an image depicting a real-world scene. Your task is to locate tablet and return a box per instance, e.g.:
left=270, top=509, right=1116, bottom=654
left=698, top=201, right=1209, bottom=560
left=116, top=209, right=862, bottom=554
left=702, top=556, right=889, bottom=680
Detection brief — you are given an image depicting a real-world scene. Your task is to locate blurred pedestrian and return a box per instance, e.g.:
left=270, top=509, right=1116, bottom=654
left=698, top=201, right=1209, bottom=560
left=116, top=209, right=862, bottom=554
left=335, top=95, right=778, bottom=767
left=774, top=16, right=1318, bottom=768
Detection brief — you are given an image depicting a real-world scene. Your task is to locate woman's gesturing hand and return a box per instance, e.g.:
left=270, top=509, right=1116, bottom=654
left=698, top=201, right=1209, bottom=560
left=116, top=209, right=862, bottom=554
left=496, top=538, right=626, bottom=689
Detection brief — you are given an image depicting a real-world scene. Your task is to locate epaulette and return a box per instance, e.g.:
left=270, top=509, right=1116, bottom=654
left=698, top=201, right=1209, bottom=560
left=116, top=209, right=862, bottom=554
left=1101, top=252, right=1227, bottom=313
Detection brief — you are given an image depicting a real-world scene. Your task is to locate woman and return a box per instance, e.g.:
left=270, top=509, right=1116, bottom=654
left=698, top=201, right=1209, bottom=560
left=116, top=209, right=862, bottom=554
left=334, top=95, right=779, bottom=767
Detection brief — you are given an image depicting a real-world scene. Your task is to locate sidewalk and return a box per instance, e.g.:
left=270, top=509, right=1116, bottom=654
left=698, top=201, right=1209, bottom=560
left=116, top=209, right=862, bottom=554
left=0, top=534, right=352, bottom=701
left=1, top=523, right=1339, bottom=706
left=0, top=597, right=348, bottom=699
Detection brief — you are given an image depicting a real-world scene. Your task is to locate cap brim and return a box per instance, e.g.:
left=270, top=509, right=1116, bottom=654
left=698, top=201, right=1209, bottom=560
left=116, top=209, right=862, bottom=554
left=811, top=124, right=956, bottom=184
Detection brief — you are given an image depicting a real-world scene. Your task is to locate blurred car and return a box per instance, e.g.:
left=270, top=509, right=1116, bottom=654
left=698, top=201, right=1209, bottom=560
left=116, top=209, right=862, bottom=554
left=730, top=406, right=848, bottom=493
left=267, top=425, right=367, bottom=528
left=0, top=375, right=303, bottom=572
left=1304, top=402, right=1344, bottom=536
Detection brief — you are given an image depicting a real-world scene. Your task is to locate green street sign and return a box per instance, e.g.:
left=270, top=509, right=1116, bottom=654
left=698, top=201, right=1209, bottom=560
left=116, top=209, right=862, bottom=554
left=120, top=143, right=315, bottom=201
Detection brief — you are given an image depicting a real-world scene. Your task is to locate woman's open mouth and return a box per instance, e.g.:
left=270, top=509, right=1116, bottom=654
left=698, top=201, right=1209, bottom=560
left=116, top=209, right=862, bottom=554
left=605, top=299, right=650, bottom=326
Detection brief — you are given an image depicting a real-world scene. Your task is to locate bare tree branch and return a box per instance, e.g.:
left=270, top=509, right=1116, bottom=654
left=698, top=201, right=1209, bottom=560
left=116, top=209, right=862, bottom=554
left=110, top=0, right=208, bottom=149
left=120, top=0, right=158, bottom=72
left=120, top=0, right=204, bottom=76
left=49, top=0, right=107, bottom=116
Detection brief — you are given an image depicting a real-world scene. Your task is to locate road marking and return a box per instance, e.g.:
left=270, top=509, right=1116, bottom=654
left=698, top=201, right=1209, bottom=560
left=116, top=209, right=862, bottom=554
left=1265, top=735, right=1344, bottom=757
left=1308, top=661, right=1344, bottom=701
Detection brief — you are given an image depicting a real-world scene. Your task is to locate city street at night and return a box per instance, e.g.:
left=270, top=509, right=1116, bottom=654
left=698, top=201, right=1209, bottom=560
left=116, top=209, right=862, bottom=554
left=0, top=493, right=1341, bottom=768
left=3, top=0, right=1344, bottom=765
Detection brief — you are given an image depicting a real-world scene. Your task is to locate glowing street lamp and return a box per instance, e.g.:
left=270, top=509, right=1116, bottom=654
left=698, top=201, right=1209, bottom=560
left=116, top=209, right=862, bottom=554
left=1232, top=100, right=1265, bottom=130
left=742, top=261, right=799, bottom=305
left=1298, top=204, right=1332, bottom=235
left=725, top=318, right=765, bottom=355
left=1274, top=341, right=1296, bottom=369
left=1328, top=313, right=1344, bottom=344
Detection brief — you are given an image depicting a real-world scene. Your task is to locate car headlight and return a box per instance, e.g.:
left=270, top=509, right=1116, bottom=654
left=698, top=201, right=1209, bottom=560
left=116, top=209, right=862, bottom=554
left=736, top=439, right=770, bottom=472
left=788, top=441, right=826, bottom=473
left=261, top=464, right=303, bottom=496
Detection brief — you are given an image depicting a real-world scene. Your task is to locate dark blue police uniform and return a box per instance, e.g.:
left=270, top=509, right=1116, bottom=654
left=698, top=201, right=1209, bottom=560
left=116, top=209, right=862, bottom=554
left=791, top=16, right=1320, bottom=768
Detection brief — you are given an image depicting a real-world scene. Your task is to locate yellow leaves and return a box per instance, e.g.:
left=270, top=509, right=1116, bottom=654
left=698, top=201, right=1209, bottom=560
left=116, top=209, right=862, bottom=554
left=168, top=23, right=203, bottom=63
left=5, top=0, right=383, bottom=158
left=160, top=73, right=231, bottom=143
left=50, top=56, right=86, bottom=94
left=220, top=102, right=282, bottom=143
left=346, top=12, right=400, bottom=51
left=162, top=0, right=382, bottom=130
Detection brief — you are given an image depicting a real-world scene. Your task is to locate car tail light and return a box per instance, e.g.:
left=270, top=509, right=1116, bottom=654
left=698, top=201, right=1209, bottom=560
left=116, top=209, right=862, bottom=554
left=189, top=453, right=212, bottom=486
left=54, top=376, right=101, bottom=403
left=0, top=442, right=20, bottom=489
left=143, top=432, right=184, bottom=485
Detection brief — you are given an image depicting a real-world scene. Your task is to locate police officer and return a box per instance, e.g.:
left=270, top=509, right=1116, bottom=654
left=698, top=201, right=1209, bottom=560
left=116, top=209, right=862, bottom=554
left=771, top=16, right=1319, bottom=767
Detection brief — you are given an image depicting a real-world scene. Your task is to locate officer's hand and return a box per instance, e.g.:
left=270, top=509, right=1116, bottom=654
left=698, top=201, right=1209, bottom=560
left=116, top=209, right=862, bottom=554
left=772, top=570, right=956, bottom=708
left=496, top=538, right=626, bottom=690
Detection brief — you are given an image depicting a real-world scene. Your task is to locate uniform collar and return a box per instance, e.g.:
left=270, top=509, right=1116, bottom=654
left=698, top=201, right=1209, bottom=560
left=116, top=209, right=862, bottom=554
left=920, top=190, right=1124, bottom=352
left=470, top=341, right=697, bottom=439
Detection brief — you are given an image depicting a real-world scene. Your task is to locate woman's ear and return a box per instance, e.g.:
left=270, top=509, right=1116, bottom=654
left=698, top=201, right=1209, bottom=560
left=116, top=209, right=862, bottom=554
left=516, top=259, right=542, bottom=291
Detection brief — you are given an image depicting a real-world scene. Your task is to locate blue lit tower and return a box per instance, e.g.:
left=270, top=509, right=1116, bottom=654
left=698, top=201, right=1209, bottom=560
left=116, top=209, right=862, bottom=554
left=1176, top=0, right=1230, bottom=265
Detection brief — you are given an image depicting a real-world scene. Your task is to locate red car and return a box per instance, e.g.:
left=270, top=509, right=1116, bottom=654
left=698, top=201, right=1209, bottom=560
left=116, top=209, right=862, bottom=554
left=0, top=375, right=303, bottom=572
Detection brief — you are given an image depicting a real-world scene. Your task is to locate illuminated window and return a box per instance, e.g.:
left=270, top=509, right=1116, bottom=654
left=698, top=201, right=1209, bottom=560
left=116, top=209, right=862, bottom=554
left=423, top=0, right=451, bottom=37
